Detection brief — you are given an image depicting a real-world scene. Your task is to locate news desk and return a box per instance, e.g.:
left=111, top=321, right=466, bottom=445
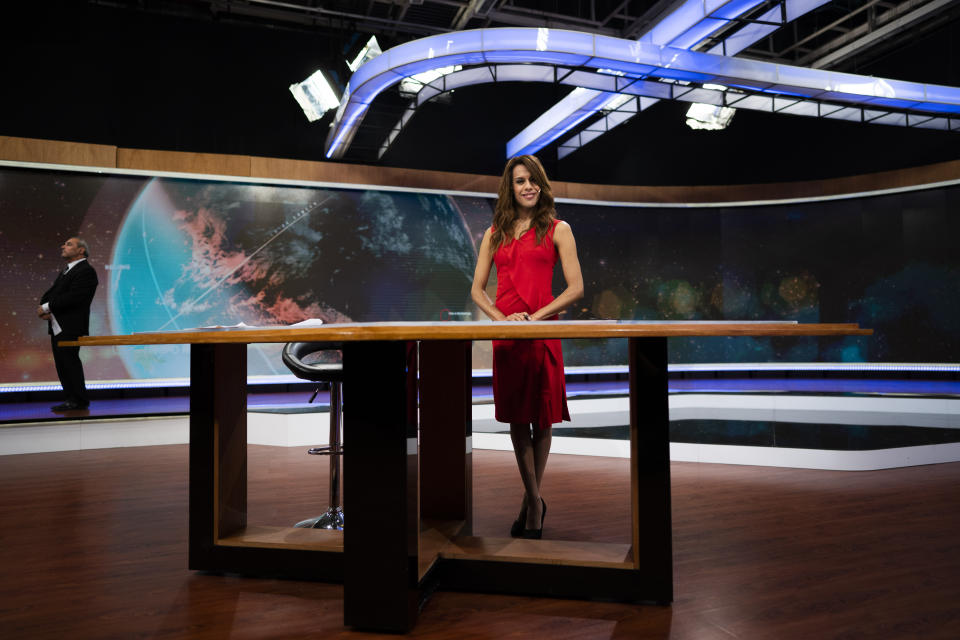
left=76, top=321, right=871, bottom=633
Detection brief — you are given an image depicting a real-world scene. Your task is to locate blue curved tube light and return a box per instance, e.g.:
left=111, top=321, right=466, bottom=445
left=376, top=62, right=957, bottom=161
left=325, top=27, right=960, bottom=159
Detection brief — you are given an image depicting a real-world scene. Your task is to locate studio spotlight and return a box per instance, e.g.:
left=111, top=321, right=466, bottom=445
left=289, top=70, right=341, bottom=122
left=347, top=35, right=382, bottom=72
left=398, top=65, right=462, bottom=98
left=685, top=83, right=735, bottom=130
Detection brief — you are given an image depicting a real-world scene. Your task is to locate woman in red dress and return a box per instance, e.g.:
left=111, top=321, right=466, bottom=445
left=470, top=155, right=584, bottom=539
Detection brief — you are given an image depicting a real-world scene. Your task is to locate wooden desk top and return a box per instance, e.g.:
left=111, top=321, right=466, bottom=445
left=72, top=320, right=871, bottom=346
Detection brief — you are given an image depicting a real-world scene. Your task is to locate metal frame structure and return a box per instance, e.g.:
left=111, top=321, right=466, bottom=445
left=90, top=1, right=669, bottom=39
left=540, top=0, right=836, bottom=159
left=95, top=1, right=960, bottom=161
left=379, top=61, right=960, bottom=159
left=358, top=0, right=959, bottom=160
left=324, top=26, right=960, bottom=159
left=509, top=0, right=834, bottom=158
left=545, top=0, right=960, bottom=158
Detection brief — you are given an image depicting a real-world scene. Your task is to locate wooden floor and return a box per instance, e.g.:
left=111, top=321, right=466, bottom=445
left=1, top=445, right=958, bottom=639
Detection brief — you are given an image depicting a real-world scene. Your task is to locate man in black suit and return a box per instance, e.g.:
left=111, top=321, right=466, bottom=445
left=37, top=237, right=99, bottom=412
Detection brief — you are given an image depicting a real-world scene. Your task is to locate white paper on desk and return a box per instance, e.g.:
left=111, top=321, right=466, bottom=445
left=197, top=322, right=254, bottom=330
left=288, top=318, right=326, bottom=328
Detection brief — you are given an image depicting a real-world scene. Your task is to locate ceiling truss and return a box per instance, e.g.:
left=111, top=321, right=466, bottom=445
left=86, top=0, right=960, bottom=162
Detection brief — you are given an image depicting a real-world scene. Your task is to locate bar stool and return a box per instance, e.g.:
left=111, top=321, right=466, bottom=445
left=281, top=341, right=345, bottom=530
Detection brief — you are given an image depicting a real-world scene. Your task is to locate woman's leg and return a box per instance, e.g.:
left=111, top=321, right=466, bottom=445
left=529, top=425, right=551, bottom=528
left=532, top=425, right=552, bottom=489
left=510, top=422, right=551, bottom=529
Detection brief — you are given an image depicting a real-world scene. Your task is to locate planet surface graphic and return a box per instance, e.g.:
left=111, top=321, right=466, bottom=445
left=109, top=178, right=476, bottom=379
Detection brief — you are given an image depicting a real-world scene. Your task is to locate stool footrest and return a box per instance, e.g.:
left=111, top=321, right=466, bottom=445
left=308, top=446, right=344, bottom=456
left=293, top=506, right=344, bottom=530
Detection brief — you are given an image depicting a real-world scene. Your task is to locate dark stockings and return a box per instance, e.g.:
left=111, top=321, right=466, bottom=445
left=510, top=422, right=552, bottom=529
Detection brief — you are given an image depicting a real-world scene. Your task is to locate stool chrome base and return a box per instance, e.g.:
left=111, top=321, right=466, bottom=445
left=294, top=506, right=344, bottom=530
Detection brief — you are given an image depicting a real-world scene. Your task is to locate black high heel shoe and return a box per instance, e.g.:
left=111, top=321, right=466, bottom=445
left=521, top=498, right=546, bottom=540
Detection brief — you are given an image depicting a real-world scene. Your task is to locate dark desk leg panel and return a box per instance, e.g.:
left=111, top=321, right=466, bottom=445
left=628, top=336, right=673, bottom=604
left=419, top=340, right=472, bottom=531
left=343, top=341, right=420, bottom=633
left=436, top=337, right=673, bottom=605
left=435, top=559, right=664, bottom=603
left=189, top=343, right=248, bottom=571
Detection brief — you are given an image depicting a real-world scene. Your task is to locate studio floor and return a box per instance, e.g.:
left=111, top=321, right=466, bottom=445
left=0, top=444, right=958, bottom=639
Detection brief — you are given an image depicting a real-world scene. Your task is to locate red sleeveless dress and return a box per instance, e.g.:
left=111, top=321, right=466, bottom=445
left=492, top=219, right=571, bottom=429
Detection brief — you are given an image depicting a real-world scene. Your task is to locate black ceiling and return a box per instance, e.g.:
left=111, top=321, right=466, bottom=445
left=87, top=1, right=673, bottom=39
left=3, top=0, right=959, bottom=185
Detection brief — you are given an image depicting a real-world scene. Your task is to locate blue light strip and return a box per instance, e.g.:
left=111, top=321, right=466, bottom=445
left=5, top=363, right=956, bottom=394
left=0, top=375, right=307, bottom=394
left=505, top=0, right=815, bottom=158
left=670, top=363, right=960, bottom=373
left=550, top=0, right=833, bottom=159
left=471, top=363, right=960, bottom=378
left=507, top=88, right=619, bottom=157
left=328, top=23, right=960, bottom=159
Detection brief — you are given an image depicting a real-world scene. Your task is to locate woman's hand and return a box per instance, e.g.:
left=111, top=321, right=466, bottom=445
left=505, top=312, right=532, bottom=321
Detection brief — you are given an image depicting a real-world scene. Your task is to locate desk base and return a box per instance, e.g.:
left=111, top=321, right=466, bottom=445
left=184, top=336, right=673, bottom=633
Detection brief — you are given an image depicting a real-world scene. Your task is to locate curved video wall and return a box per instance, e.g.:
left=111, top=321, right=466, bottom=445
left=1, top=163, right=958, bottom=386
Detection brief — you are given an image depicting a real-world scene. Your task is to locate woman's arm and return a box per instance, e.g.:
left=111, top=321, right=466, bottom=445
left=530, top=220, right=584, bottom=321
left=471, top=228, right=508, bottom=321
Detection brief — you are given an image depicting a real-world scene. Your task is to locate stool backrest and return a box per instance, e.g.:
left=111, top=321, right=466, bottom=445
left=281, top=342, right=344, bottom=383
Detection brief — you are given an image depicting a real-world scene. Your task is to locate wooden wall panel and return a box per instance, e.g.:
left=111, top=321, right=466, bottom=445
left=1, top=136, right=958, bottom=203
left=117, top=148, right=252, bottom=177
left=806, top=160, right=960, bottom=198
left=554, top=159, right=960, bottom=203
left=0, top=135, right=116, bottom=168
left=249, top=155, right=500, bottom=193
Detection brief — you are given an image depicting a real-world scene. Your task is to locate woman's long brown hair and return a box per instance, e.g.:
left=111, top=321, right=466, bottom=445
left=489, top=155, right=557, bottom=252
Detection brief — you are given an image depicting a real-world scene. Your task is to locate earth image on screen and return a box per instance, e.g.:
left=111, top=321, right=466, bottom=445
left=108, top=178, right=477, bottom=379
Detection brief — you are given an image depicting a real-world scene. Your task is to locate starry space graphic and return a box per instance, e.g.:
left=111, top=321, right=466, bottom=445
left=1, top=165, right=958, bottom=385
left=451, top=184, right=960, bottom=368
